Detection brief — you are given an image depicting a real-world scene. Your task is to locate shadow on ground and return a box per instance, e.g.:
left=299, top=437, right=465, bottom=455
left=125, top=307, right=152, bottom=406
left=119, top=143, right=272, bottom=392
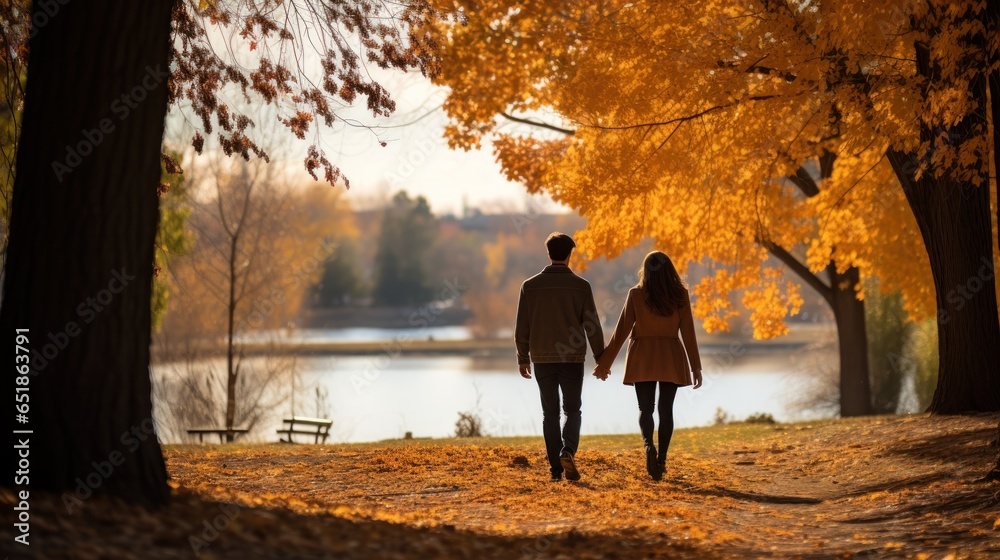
left=0, top=488, right=709, bottom=560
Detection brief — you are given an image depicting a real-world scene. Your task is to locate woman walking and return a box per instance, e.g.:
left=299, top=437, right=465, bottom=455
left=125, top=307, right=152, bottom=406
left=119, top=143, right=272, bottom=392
left=594, top=251, right=703, bottom=480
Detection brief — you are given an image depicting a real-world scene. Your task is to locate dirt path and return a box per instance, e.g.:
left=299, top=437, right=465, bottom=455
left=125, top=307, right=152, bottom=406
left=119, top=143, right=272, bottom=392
left=161, top=414, right=1000, bottom=558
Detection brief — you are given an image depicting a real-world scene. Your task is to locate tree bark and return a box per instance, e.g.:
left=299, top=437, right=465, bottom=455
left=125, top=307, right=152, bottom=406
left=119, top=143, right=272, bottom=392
left=1, top=0, right=175, bottom=505
left=226, top=235, right=238, bottom=441
left=988, top=0, right=999, bottom=253
left=763, top=153, right=873, bottom=416
left=827, top=266, right=872, bottom=416
left=884, top=158, right=1000, bottom=412
left=986, top=0, right=1000, bottom=478
left=765, top=238, right=873, bottom=416
left=886, top=70, right=1000, bottom=412
left=991, top=67, right=999, bottom=252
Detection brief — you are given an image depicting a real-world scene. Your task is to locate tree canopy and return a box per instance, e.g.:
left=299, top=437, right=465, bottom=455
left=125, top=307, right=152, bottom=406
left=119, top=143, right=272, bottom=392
left=418, top=0, right=997, bottom=335
left=169, top=0, right=434, bottom=182
left=419, top=0, right=1000, bottom=412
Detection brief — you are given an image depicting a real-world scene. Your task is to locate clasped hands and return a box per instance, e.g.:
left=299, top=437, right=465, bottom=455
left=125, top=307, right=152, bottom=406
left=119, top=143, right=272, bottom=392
left=521, top=363, right=612, bottom=380
left=524, top=363, right=703, bottom=388
left=591, top=366, right=705, bottom=388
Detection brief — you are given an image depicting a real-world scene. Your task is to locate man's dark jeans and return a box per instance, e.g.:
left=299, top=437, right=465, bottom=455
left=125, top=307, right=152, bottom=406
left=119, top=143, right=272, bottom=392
left=534, top=362, right=584, bottom=476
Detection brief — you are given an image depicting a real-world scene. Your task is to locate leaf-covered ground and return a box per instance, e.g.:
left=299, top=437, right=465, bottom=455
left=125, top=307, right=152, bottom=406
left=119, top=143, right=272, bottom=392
left=4, top=414, right=1000, bottom=559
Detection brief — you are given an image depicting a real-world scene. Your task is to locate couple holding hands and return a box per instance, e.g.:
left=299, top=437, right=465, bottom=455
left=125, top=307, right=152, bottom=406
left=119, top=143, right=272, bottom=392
left=515, top=233, right=704, bottom=482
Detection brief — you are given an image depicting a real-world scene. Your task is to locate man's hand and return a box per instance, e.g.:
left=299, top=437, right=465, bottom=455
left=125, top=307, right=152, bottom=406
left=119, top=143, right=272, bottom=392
left=692, top=369, right=704, bottom=389
left=593, top=364, right=611, bottom=381
left=519, top=364, right=532, bottom=379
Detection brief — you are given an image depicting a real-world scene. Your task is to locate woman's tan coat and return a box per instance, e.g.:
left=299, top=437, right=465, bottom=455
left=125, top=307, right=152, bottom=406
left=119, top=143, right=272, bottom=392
left=597, top=287, right=702, bottom=386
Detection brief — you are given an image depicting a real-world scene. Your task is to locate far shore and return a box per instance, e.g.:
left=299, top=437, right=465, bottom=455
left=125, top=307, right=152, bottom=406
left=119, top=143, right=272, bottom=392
left=152, top=322, right=833, bottom=362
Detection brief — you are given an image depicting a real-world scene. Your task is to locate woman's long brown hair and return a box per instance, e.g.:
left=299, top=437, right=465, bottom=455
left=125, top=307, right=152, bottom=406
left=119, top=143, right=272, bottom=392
left=637, top=251, right=688, bottom=316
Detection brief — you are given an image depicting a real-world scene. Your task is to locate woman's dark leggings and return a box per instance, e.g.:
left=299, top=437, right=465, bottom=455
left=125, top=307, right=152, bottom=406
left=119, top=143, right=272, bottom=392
left=634, top=381, right=679, bottom=461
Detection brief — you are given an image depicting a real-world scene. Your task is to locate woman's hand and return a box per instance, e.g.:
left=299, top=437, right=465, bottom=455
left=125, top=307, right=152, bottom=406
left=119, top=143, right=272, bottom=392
left=692, top=369, right=703, bottom=389
left=593, top=364, right=611, bottom=381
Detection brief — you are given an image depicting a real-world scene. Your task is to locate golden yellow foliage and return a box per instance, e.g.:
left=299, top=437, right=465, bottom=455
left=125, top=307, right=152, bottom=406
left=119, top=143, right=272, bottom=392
left=467, top=233, right=523, bottom=338
left=161, top=173, right=357, bottom=339
left=417, top=0, right=998, bottom=335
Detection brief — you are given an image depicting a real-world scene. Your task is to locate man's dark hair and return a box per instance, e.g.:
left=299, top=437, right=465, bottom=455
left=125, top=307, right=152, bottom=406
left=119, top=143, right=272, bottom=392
left=545, top=232, right=576, bottom=261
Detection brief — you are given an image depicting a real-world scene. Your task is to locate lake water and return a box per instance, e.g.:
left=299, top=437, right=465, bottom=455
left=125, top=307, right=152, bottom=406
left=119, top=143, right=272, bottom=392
left=239, top=325, right=474, bottom=343
left=296, top=349, right=817, bottom=443
left=158, top=326, right=827, bottom=444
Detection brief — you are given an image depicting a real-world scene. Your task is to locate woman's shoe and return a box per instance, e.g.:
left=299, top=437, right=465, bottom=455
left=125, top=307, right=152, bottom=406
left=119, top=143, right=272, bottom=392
left=657, top=460, right=666, bottom=477
left=645, top=445, right=661, bottom=481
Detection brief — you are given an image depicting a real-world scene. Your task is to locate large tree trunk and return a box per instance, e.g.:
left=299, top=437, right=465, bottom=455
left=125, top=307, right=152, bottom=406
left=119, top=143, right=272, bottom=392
left=991, top=66, right=999, bottom=253
left=767, top=153, right=873, bottom=416
left=883, top=158, right=1000, bottom=412
left=762, top=241, right=874, bottom=416
left=829, top=266, right=872, bottom=416
left=989, top=0, right=999, bottom=252
left=986, top=0, right=1000, bottom=479
left=886, top=73, right=1000, bottom=412
left=1, top=0, right=175, bottom=505
left=886, top=27, right=1000, bottom=413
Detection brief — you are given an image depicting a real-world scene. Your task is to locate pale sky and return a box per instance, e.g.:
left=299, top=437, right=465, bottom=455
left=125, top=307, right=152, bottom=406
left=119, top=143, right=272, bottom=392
left=317, top=70, right=570, bottom=216
left=163, top=15, right=571, bottom=216
left=167, top=66, right=564, bottom=217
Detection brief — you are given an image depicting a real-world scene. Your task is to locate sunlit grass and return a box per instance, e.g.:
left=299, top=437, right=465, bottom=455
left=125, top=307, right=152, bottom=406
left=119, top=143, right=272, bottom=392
left=165, top=418, right=840, bottom=454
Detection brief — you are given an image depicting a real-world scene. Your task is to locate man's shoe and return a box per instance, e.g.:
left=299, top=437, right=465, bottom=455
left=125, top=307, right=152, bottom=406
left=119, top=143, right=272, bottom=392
left=560, top=452, right=580, bottom=481
left=550, top=472, right=563, bottom=482
left=645, top=446, right=662, bottom=481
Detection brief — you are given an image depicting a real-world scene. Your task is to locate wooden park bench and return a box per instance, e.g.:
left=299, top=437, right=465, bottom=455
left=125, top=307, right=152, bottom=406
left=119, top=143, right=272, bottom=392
left=277, top=416, right=333, bottom=444
left=186, top=427, right=250, bottom=444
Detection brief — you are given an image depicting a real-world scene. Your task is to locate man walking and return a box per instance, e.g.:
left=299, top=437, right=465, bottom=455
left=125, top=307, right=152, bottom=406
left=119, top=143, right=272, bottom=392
left=515, top=232, right=605, bottom=481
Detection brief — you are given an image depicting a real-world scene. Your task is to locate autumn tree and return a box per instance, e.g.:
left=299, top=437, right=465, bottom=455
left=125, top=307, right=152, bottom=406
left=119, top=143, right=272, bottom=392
left=315, top=240, right=365, bottom=307
left=981, top=0, right=1000, bottom=480
left=466, top=234, right=518, bottom=338
left=152, top=154, right=194, bottom=329
left=190, top=160, right=288, bottom=440
left=373, top=191, right=438, bottom=305
left=0, top=0, right=177, bottom=506
left=159, top=158, right=355, bottom=439
left=418, top=0, right=999, bottom=413
left=1, top=0, right=429, bottom=506
left=0, top=0, right=27, bottom=268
